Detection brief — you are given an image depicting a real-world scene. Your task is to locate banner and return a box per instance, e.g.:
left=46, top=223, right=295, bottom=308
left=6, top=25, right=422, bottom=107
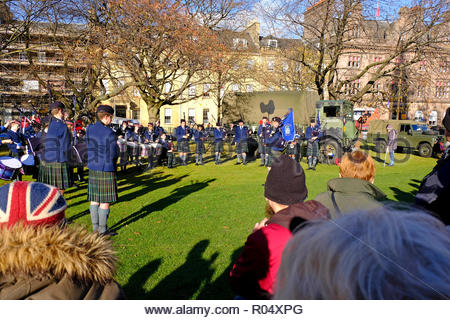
left=282, top=108, right=295, bottom=142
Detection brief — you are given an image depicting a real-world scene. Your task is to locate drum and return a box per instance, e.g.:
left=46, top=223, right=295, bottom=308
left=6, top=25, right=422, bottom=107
left=20, top=154, right=35, bottom=175
left=71, top=142, right=88, bottom=165
left=127, top=141, right=139, bottom=156
left=140, top=143, right=152, bottom=157
left=0, top=157, right=22, bottom=180
left=117, top=138, right=127, bottom=153
left=151, top=143, right=162, bottom=156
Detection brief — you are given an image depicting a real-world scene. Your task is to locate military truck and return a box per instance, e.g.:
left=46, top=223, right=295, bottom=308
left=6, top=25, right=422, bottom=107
left=315, top=100, right=359, bottom=163
left=366, top=120, right=443, bottom=157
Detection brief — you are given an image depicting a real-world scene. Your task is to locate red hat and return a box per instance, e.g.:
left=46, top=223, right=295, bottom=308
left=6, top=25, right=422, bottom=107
left=0, top=182, right=66, bottom=228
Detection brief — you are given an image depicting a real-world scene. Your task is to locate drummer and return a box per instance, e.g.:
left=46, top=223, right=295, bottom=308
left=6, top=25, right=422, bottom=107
left=143, top=122, right=158, bottom=171
left=1, top=120, right=25, bottom=159
left=126, top=123, right=142, bottom=166
left=86, top=105, right=119, bottom=234
left=38, top=101, right=72, bottom=195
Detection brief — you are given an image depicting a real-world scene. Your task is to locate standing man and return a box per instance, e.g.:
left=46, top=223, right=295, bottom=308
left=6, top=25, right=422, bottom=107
left=265, top=117, right=285, bottom=170
left=193, top=124, right=207, bottom=166
left=257, top=117, right=271, bottom=167
left=1, top=120, right=25, bottom=181
left=176, top=119, right=191, bottom=166
left=213, top=122, right=226, bottom=165
left=415, top=108, right=450, bottom=226
left=305, top=118, right=321, bottom=170
left=386, top=124, right=398, bottom=167
left=234, top=119, right=248, bottom=165
left=144, top=122, right=158, bottom=170
left=86, top=105, right=119, bottom=234
left=39, top=101, right=72, bottom=195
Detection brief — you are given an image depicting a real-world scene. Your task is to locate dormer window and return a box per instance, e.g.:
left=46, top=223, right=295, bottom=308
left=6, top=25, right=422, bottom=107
left=233, top=38, right=248, bottom=48
left=268, top=39, right=278, bottom=48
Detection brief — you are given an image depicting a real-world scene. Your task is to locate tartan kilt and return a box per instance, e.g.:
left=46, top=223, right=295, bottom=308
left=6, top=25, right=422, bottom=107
left=88, top=170, right=118, bottom=203
left=195, top=141, right=206, bottom=154
left=267, top=149, right=283, bottom=167
left=177, top=140, right=190, bottom=153
left=235, top=141, right=248, bottom=154
left=286, top=143, right=297, bottom=155
left=214, top=141, right=224, bottom=153
left=38, top=161, right=71, bottom=190
left=307, top=140, right=320, bottom=157
left=258, top=142, right=269, bottom=155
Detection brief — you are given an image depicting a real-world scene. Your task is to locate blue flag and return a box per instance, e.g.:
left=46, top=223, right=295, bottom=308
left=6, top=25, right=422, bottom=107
left=282, top=109, right=295, bottom=142
left=317, top=111, right=321, bottom=128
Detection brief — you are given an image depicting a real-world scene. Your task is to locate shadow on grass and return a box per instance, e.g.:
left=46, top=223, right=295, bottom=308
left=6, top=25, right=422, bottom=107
left=389, top=179, right=422, bottom=202
left=108, top=178, right=215, bottom=232
left=122, top=258, right=163, bottom=299
left=144, top=240, right=218, bottom=299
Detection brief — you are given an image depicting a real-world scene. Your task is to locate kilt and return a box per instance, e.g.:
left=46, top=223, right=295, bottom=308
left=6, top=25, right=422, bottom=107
left=38, top=161, right=71, bottom=190
left=258, top=142, right=269, bottom=155
left=267, top=149, right=282, bottom=167
left=195, top=141, right=206, bottom=154
left=286, top=143, right=298, bottom=156
left=88, top=170, right=118, bottom=203
left=177, top=140, right=190, bottom=153
left=307, top=140, right=320, bottom=157
left=214, top=141, right=224, bottom=153
left=235, top=141, right=248, bottom=154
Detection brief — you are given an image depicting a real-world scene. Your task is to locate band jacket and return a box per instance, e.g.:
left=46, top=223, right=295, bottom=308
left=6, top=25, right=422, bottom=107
left=155, top=125, right=165, bottom=135
left=125, top=130, right=141, bottom=143
left=86, top=121, right=118, bottom=172
left=314, top=178, right=387, bottom=219
left=4, top=129, right=24, bottom=154
left=234, top=126, right=248, bottom=143
left=416, top=145, right=450, bottom=225
left=24, top=125, right=36, bottom=139
left=116, top=126, right=129, bottom=138
left=265, top=127, right=284, bottom=152
left=43, top=117, right=71, bottom=163
left=144, top=129, right=158, bottom=142
left=257, top=124, right=271, bottom=142
left=229, top=201, right=330, bottom=299
left=176, top=126, right=190, bottom=142
left=0, top=125, right=6, bottom=134
left=305, top=125, right=322, bottom=141
left=0, top=224, right=125, bottom=300
left=193, top=130, right=206, bottom=142
left=214, top=128, right=226, bottom=142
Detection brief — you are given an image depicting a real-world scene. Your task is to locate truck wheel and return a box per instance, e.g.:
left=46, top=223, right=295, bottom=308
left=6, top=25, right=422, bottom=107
left=323, top=139, right=342, bottom=163
left=375, top=140, right=387, bottom=153
left=418, top=143, right=432, bottom=158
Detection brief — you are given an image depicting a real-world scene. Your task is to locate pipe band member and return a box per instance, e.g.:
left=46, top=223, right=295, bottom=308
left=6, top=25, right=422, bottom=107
left=305, top=118, right=322, bottom=171
left=257, top=117, right=271, bottom=167
left=265, top=117, right=285, bottom=169
left=38, top=101, right=72, bottom=194
left=213, top=122, right=227, bottom=165
left=86, top=105, right=119, bottom=234
left=176, top=119, right=191, bottom=166
left=234, top=119, right=248, bottom=165
left=194, top=124, right=207, bottom=166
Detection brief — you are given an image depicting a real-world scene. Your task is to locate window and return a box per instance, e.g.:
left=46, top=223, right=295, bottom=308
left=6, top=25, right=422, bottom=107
left=188, top=85, right=196, bottom=98
left=188, top=108, right=195, bottom=123
left=435, top=82, right=449, bottom=99
left=282, top=61, right=289, bottom=72
left=115, top=105, right=127, bottom=118
left=374, top=56, right=382, bottom=63
left=132, top=109, right=140, bottom=120
left=417, top=85, right=425, bottom=97
left=203, top=83, right=211, bottom=97
left=164, top=108, right=172, bottom=124
left=347, top=56, right=360, bottom=68
left=38, top=52, right=46, bottom=63
left=55, top=53, right=64, bottom=62
left=419, top=61, right=427, bottom=71
left=19, top=52, right=26, bottom=61
left=164, top=82, right=171, bottom=93
left=440, top=63, right=449, bottom=73
left=351, top=25, right=360, bottom=38
left=233, top=38, right=247, bottom=48
left=268, top=60, right=274, bottom=72
left=268, top=39, right=278, bottom=48
left=232, top=84, right=239, bottom=92
left=203, top=109, right=209, bottom=123
left=102, top=79, right=109, bottom=93
left=247, top=59, right=255, bottom=69
left=246, top=84, right=253, bottom=92
left=344, top=80, right=360, bottom=95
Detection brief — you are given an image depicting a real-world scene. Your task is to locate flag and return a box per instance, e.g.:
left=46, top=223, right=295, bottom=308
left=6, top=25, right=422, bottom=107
left=282, top=108, right=295, bottom=142
left=317, top=111, right=321, bottom=128
left=376, top=0, right=380, bottom=17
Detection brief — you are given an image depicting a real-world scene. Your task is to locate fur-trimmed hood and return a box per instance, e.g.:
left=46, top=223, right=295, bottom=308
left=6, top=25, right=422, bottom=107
left=0, top=224, right=118, bottom=286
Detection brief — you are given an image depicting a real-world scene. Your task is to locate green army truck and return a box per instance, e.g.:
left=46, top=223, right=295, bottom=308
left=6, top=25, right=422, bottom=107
left=315, top=100, right=359, bottom=163
left=366, top=120, right=444, bottom=157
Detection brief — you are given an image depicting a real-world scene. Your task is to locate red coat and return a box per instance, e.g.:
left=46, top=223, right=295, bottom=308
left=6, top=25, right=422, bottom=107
left=229, top=201, right=329, bottom=299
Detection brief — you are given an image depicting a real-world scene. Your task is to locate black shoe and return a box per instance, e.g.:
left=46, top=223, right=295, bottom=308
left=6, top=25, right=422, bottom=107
left=102, top=230, right=118, bottom=236
left=235, top=162, right=241, bottom=165
left=195, top=163, right=199, bottom=166
left=259, top=163, right=265, bottom=167
left=307, top=167, right=312, bottom=170
left=243, top=161, right=247, bottom=165
left=312, top=167, right=316, bottom=171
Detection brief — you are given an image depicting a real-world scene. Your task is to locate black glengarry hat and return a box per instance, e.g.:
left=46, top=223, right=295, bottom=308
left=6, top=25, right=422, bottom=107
left=97, top=104, right=114, bottom=115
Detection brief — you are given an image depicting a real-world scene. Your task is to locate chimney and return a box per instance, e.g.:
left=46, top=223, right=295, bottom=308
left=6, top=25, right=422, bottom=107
left=245, top=20, right=260, bottom=47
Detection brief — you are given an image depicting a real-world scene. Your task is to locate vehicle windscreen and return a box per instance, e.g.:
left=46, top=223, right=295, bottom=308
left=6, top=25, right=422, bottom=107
left=412, top=124, right=429, bottom=132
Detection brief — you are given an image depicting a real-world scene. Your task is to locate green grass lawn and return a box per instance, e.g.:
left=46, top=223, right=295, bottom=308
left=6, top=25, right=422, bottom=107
left=0, top=146, right=437, bottom=299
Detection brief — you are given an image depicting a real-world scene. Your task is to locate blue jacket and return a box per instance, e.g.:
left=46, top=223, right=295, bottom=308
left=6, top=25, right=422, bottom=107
left=159, top=138, right=168, bottom=150
left=305, top=125, right=322, bottom=141
left=193, top=130, right=207, bottom=142
left=257, top=124, right=271, bottom=141
left=234, top=125, right=248, bottom=143
left=0, top=125, right=7, bottom=134
left=176, top=126, right=190, bottom=142
left=3, top=130, right=25, bottom=154
left=155, top=125, right=165, bottom=135
left=214, top=127, right=226, bottom=142
left=24, top=125, right=36, bottom=139
left=126, top=130, right=141, bottom=143
left=144, top=129, right=158, bottom=142
left=266, top=127, right=285, bottom=151
left=86, top=121, right=119, bottom=172
left=44, top=117, right=71, bottom=163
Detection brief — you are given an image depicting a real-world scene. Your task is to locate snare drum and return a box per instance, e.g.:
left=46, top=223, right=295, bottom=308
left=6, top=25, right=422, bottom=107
left=151, top=143, right=162, bottom=156
left=127, top=141, right=139, bottom=155
left=117, top=138, right=127, bottom=153
left=20, top=154, right=35, bottom=175
left=140, top=143, right=152, bottom=157
left=0, top=156, right=23, bottom=180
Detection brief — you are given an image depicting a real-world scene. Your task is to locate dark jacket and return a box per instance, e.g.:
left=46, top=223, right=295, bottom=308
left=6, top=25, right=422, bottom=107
left=116, top=126, right=129, bottom=138
left=3, top=129, right=25, bottom=154
left=257, top=124, right=271, bottom=142
left=314, top=178, right=386, bottom=219
left=229, top=201, right=329, bottom=299
left=214, top=127, right=226, bottom=142
left=416, top=145, right=450, bottom=225
left=125, top=130, right=141, bottom=143
left=193, top=129, right=207, bottom=142
left=43, top=117, right=71, bottom=163
left=0, top=224, right=124, bottom=300
left=234, top=126, right=248, bottom=143
left=143, top=128, right=158, bottom=142
left=176, top=126, right=190, bottom=142
left=265, top=127, right=285, bottom=151
left=305, top=125, right=322, bottom=141
left=86, top=121, right=119, bottom=172
left=0, top=125, right=6, bottom=134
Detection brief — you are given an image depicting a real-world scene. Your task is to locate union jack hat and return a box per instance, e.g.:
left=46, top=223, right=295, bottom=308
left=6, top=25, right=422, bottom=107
left=0, top=181, right=66, bottom=228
